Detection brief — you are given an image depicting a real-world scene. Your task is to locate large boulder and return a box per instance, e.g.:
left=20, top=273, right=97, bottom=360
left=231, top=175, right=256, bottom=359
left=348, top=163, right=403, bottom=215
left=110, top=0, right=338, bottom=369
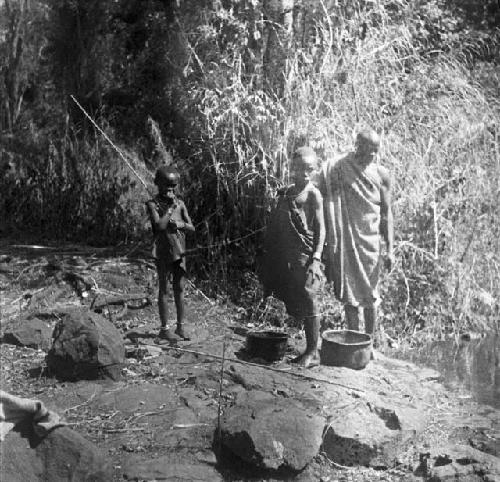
left=47, top=309, right=125, bottom=380
left=321, top=396, right=426, bottom=468
left=220, top=391, right=325, bottom=472
left=1, top=426, right=112, bottom=482
left=2, top=316, right=54, bottom=351
left=226, top=356, right=431, bottom=470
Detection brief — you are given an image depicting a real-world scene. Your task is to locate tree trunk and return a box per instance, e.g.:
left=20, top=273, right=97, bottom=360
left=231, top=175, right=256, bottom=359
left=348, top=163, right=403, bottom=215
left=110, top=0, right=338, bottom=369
left=262, top=0, right=294, bottom=96
left=2, top=0, right=28, bottom=131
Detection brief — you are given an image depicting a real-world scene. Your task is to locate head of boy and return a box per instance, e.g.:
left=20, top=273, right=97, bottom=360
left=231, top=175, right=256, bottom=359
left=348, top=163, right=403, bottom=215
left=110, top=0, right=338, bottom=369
left=354, top=128, right=380, bottom=165
left=155, top=166, right=180, bottom=200
left=291, top=146, right=318, bottom=187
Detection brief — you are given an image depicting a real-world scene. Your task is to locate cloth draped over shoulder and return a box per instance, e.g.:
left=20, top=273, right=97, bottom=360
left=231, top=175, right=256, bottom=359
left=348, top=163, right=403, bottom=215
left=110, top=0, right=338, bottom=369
left=0, top=390, right=65, bottom=441
left=147, top=195, right=187, bottom=271
left=321, top=154, right=382, bottom=307
left=259, top=187, right=322, bottom=318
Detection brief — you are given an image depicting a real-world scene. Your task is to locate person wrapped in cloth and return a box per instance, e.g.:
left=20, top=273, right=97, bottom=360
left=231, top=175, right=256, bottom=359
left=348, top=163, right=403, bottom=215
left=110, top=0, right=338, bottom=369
left=259, top=147, right=326, bottom=368
left=146, top=166, right=195, bottom=343
left=319, top=128, right=394, bottom=348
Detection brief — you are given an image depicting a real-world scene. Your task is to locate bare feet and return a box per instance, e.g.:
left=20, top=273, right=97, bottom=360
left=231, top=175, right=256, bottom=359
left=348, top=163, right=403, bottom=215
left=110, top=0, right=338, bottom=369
left=291, top=351, right=319, bottom=368
left=158, top=328, right=181, bottom=343
left=175, top=325, right=191, bottom=341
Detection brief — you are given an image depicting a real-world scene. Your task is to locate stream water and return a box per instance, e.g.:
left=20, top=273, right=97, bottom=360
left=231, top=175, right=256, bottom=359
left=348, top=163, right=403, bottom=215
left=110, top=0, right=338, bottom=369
left=396, top=333, right=500, bottom=409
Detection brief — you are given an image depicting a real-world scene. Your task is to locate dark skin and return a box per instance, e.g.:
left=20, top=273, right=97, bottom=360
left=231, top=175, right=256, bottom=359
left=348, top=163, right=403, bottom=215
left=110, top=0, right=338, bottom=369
left=146, top=179, right=195, bottom=338
left=288, top=153, right=326, bottom=367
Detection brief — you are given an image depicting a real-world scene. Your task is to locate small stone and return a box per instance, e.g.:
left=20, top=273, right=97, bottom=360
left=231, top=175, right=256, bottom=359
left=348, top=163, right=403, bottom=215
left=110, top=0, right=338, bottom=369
left=2, top=317, right=54, bottom=351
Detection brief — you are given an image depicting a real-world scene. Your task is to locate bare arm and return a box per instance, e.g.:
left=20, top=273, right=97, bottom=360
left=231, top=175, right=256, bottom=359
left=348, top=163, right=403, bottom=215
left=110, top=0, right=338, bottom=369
left=180, top=202, right=195, bottom=232
left=312, top=188, right=326, bottom=261
left=379, top=166, right=394, bottom=267
left=146, top=201, right=172, bottom=231
left=317, top=164, right=327, bottom=197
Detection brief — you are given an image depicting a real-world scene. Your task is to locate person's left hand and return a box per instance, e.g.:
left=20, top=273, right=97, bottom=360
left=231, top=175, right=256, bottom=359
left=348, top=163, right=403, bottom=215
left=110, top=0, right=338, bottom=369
left=305, top=259, right=325, bottom=291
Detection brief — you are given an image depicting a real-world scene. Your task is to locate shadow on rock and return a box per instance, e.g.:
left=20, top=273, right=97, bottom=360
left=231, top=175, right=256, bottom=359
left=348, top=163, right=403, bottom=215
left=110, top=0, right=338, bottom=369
left=213, top=431, right=302, bottom=481
left=213, top=390, right=325, bottom=479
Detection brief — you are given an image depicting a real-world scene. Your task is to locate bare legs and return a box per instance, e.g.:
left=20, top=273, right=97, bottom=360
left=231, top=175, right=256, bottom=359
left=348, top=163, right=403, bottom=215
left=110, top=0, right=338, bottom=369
left=292, top=315, right=320, bottom=368
left=157, top=264, right=169, bottom=329
left=173, top=268, right=190, bottom=340
left=345, top=303, right=379, bottom=346
left=364, top=306, right=377, bottom=337
left=345, top=304, right=360, bottom=331
left=157, top=261, right=188, bottom=341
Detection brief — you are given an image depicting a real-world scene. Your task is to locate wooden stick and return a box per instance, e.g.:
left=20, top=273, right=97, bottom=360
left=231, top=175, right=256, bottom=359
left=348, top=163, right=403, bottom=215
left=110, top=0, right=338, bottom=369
left=153, top=344, right=365, bottom=393
left=70, top=95, right=152, bottom=196
left=104, top=427, right=146, bottom=433
left=216, top=334, right=227, bottom=449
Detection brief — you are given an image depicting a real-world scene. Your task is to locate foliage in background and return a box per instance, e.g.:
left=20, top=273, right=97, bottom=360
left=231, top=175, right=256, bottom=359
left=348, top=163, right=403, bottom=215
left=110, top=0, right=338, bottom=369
left=1, top=0, right=499, bottom=341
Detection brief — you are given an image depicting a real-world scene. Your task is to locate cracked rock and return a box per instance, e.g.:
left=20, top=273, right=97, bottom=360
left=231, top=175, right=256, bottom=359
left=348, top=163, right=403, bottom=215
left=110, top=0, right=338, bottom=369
left=220, top=391, right=325, bottom=472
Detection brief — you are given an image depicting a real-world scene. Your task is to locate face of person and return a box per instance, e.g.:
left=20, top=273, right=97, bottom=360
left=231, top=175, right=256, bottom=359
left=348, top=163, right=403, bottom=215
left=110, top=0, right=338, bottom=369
left=356, top=138, right=379, bottom=164
left=157, top=179, right=177, bottom=200
left=291, top=155, right=316, bottom=186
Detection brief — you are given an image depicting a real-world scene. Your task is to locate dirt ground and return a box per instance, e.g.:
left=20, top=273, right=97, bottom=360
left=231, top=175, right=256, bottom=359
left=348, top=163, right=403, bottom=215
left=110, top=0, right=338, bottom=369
left=1, top=243, right=499, bottom=481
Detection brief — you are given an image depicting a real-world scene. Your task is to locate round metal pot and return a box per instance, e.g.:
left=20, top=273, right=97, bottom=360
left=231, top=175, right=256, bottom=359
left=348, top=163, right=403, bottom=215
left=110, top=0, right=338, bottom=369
left=320, top=329, right=372, bottom=370
left=246, top=330, right=289, bottom=362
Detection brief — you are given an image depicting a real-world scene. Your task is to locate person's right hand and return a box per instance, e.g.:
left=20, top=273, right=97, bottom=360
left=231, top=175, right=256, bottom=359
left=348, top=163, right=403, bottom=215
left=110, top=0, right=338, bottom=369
left=168, top=219, right=184, bottom=230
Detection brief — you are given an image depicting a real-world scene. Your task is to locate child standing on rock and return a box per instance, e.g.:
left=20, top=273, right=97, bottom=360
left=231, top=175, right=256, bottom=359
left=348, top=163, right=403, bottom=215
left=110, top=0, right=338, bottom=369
left=146, top=166, right=195, bottom=342
left=259, top=147, right=326, bottom=368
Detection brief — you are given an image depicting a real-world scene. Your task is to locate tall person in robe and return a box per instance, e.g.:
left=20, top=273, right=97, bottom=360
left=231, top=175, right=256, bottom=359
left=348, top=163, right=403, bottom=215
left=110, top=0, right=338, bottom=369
left=319, top=129, right=394, bottom=346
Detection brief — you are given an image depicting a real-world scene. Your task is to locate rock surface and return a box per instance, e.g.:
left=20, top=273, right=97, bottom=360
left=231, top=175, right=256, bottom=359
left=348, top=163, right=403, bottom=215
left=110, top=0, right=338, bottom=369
left=220, top=390, right=325, bottom=471
left=322, top=395, right=426, bottom=467
left=418, top=444, right=500, bottom=481
left=2, top=426, right=112, bottom=482
left=46, top=309, right=125, bottom=380
left=94, top=382, right=177, bottom=413
left=2, top=316, right=53, bottom=351
left=2, top=245, right=499, bottom=481
left=226, top=354, right=432, bottom=469
left=122, top=454, right=223, bottom=481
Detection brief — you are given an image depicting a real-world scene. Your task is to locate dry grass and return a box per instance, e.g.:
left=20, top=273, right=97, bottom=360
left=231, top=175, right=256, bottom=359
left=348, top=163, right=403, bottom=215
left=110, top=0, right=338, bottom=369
left=1, top=0, right=498, bottom=339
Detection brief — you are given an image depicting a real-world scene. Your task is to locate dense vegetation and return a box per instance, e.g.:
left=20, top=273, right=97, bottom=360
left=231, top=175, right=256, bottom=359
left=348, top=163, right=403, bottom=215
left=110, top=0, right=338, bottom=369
left=1, top=0, right=499, bottom=342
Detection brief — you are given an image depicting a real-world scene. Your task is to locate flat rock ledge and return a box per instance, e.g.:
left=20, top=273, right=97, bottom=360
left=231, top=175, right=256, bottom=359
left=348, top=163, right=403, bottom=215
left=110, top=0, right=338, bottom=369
left=122, top=454, right=223, bottom=482
left=219, top=353, right=447, bottom=473
left=2, top=316, right=54, bottom=351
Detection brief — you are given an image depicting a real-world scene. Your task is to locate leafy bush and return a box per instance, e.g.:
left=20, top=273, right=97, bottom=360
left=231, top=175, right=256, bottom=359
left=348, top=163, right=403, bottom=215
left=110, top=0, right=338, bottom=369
left=1, top=0, right=499, bottom=339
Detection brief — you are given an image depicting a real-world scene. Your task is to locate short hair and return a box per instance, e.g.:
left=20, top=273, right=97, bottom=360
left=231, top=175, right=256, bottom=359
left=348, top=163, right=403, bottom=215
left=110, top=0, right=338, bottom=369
left=154, top=165, right=180, bottom=186
left=292, top=146, right=318, bottom=168
left=356, top=128, right=380, bottom=147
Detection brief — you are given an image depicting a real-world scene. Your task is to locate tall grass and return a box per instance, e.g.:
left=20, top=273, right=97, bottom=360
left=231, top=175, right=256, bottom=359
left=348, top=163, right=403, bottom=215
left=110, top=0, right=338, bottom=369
left=1, top=0, right=498, bottom=337
left=1, top=132, right=148, bottom=245
left=174, top=0, right=500, bottom=336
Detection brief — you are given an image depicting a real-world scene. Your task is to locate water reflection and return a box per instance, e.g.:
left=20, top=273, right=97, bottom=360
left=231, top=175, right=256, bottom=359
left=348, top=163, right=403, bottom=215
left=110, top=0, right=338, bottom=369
left=397, top=333, right=500, bottom=409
